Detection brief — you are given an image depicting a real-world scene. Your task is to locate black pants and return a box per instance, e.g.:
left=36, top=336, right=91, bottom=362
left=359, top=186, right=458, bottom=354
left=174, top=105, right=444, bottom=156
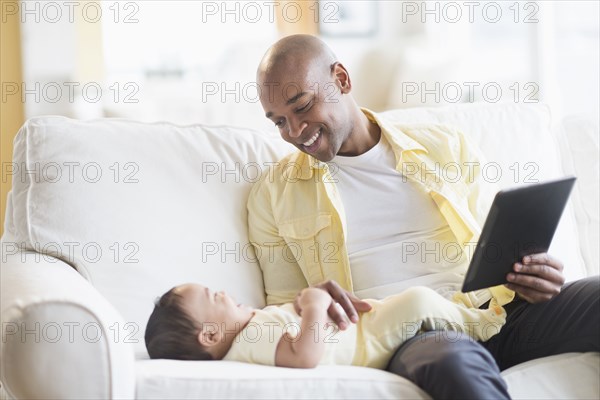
left=386, top=277, right=600, bottom=399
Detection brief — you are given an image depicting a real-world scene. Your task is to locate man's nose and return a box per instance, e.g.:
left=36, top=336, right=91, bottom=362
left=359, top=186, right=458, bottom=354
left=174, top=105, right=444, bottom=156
left=288, top=117, right=307, bottom=139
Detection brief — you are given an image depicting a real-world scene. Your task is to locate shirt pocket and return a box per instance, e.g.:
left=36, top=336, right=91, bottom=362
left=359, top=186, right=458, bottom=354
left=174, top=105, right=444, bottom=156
left=278, top=213, right=332, bottom=284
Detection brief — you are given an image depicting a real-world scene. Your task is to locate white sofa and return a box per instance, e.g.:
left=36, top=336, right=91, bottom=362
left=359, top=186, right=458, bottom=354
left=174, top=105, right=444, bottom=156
left=1, top=103, right=598, bottom=399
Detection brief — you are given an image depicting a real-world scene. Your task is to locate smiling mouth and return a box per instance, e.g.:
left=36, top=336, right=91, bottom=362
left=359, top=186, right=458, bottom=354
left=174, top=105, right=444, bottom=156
left=302, top=129, right=322, bottom=153
left=302, top=129, right=320, bottom=146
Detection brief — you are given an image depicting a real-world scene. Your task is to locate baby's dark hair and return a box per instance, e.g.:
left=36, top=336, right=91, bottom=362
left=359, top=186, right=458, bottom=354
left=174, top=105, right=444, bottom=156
left=145, top=287, right=213, bottom=361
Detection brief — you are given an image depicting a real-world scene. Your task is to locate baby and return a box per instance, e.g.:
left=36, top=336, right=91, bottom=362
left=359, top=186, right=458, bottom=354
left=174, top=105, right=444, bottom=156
left=145, top=284, right=506, bottom=369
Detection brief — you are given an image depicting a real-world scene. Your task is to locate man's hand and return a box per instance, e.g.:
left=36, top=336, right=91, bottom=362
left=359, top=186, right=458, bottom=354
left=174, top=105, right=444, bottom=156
left=505, top=253, right=565, bottom=303
left=294, top=280, right=372, bottom=330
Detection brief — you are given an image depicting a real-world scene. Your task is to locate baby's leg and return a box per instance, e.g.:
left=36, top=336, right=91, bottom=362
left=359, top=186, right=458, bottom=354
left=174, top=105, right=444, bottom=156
left=399, top=286, right=505, bottom=341
left=360, top=286, right=506, bottom=367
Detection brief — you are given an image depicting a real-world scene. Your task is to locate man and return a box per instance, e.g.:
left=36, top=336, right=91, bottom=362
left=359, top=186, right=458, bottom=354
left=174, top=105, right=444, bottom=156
left=248, top=34, right=599, bottom=398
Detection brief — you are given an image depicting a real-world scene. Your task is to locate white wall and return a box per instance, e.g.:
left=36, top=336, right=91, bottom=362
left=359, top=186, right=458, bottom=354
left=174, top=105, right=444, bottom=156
left=19, top=1, right=599, bottom=129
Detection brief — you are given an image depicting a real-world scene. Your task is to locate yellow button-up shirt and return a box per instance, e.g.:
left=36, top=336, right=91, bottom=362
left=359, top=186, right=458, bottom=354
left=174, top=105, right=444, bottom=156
left=247, top=108, right=515, bottom=309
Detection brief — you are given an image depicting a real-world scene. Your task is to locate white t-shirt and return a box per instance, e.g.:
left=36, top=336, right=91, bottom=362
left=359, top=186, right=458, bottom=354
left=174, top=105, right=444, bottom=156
left=328, top=134, right=468, bottom=300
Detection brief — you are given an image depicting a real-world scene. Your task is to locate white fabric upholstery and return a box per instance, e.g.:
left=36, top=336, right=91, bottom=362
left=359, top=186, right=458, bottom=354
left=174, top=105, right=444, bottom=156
left=554, top=114, right=600, bottom=276
left=1, top=103, right=598, bottom=399
left=2, top=116, right=294, bottom=358
left=134, top=353, right=600, bottom=400
left=0, top=253, right=135, bottom=399
left=503, top=353, right=600, bottom=399
left=135, top=361, right=429, bottom=399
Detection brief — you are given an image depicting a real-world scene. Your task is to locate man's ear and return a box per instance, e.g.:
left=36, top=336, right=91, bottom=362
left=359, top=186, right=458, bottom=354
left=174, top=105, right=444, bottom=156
left=332, top=62, right=352, bottom=94
left=197, top=324, right=221, bottom=348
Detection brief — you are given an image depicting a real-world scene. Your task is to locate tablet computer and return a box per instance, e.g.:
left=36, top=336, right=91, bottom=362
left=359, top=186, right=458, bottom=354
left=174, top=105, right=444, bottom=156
left=461, top=176, right=576, bottom=293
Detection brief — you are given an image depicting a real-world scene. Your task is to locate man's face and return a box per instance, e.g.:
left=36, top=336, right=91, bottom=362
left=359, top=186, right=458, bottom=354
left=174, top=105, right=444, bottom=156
left=259, top=65, right=352, bottom=162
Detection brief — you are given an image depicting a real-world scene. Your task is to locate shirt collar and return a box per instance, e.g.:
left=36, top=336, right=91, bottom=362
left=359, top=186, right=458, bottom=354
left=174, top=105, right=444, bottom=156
left=292, top=108, right=428, bottom=181
left=360, top=107, right=428, bottom=154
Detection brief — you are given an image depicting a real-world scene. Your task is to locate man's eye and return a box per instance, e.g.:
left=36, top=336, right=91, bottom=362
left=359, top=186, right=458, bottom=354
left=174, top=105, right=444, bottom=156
left=297, top=102, right=311, bottom=112
left=274, top=120, right=284, bottom=127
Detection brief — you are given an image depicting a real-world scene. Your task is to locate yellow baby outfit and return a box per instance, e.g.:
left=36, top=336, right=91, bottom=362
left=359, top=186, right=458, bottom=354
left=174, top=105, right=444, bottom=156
left=224, top=287, right=506, bottom=368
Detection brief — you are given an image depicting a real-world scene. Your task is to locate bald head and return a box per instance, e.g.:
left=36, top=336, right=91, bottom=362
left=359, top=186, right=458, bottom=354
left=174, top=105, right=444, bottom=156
left=257, top=34, right=337, bottom=82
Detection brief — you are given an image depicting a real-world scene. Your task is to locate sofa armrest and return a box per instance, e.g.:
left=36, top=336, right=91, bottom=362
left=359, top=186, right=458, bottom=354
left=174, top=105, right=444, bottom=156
left=1, top=251, right=135, bottom=399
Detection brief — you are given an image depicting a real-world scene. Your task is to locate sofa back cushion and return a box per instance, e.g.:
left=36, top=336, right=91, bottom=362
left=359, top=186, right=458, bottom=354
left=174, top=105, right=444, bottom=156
left=4, top=116, right=294, bottom=357
left=554, top=114, right=599, bottom=276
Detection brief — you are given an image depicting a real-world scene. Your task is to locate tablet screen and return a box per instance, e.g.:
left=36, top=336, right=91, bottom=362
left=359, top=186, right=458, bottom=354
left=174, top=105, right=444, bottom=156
left=462, top=176, right=576, bottom=293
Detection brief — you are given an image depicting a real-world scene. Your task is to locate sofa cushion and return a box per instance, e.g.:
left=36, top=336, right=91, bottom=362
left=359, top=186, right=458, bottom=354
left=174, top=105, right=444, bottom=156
left=4, top=116, right=294, bottom=358
left=135, top=360, right=428, bottom=399
left=134, top=353, right=600, bottom=399
left=503, top=352, right=600, bottom=399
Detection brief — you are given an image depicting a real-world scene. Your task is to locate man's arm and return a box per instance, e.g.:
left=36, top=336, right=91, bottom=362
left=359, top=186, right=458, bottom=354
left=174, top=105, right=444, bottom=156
left=275, top=288, right=332, bottom=368
left=456, top=127, right=499, bottom=235
left=455, top=128, right=516, bottom=307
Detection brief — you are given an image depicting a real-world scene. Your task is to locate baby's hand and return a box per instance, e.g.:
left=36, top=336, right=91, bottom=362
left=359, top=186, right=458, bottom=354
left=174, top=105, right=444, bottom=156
left=293, top=280, right=371, bottom=330
left=297, top=288, right=332, bottom=315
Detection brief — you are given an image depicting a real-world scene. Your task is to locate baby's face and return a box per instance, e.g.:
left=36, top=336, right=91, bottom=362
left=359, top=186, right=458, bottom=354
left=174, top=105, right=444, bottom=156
left=175, top=283, right=253, bottom=328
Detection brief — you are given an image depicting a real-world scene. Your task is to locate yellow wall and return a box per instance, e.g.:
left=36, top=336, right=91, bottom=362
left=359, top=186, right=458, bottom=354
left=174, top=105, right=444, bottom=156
left=0, top=5, right=25, bottom=237
left=75, top=0, right=104, bottom=83
left=276, top=1, right=319, bottom=36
